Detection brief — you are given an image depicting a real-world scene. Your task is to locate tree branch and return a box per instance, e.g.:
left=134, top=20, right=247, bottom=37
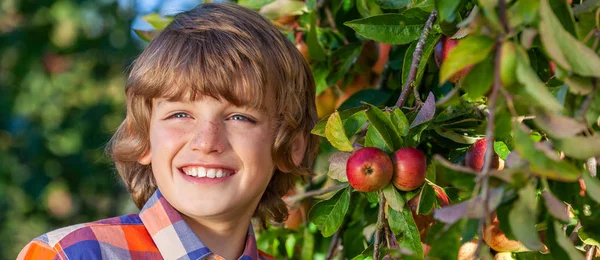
left=579, top=78, right=597, bottom=119
left=586, top=245, right=597, bottom=260
left=475, top=0, right=508, bottom=257
left=326, top=229, right=342, bottom=260
left=374, top=191, right=386, bottom=260
left=395, top=9, right=438, bottom=108
left=284, top=184, right=347, bottom=205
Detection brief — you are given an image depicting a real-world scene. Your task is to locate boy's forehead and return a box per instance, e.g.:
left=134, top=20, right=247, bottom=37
left=152, top=96, right=271, bottom=113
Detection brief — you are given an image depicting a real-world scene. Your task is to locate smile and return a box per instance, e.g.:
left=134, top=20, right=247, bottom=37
left=181, top=166, right=234, bottom=179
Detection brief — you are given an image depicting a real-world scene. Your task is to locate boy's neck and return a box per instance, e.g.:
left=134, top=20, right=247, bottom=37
left=182, top=213, right=253, bottom=260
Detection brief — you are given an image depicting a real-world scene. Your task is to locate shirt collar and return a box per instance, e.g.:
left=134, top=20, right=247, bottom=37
left=139, top=189, right=260, bottom=260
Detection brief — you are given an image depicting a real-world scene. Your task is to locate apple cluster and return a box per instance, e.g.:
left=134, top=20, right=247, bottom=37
left=345, top=147, right=426, bottom=193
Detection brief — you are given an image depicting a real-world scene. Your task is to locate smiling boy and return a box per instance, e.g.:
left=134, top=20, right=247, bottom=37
left=18, top=3, right=318, bottom=259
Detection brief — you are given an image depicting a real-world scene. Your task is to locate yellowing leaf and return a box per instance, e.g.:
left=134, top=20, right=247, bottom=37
left=325, top=111, right=354, bottom=152
left=439, top=35, right=495, bottom=84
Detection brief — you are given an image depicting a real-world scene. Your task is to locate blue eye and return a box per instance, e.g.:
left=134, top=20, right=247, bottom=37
left=170, top=112, right=190, bottom=119
left=230, top=115, right=256, bottom=123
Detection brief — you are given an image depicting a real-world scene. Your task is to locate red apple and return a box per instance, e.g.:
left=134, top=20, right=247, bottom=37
left=435, top=37, right=473, bottom=83
left=391, top=148, right=427, bottom=191
left=346, top=147, right=393, bottom=192
left=465, top=138, right=504, bottom=171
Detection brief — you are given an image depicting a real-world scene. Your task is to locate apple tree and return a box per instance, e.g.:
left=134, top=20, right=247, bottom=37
left=141, top=0, right=600, bottom=259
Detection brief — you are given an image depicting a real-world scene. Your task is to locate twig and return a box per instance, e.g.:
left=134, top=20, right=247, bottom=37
left=586, top=246, right=598, bottom=260
left=579, top=78, right=598, bottom=119
left=324, top=7, right=348, bottom=45
left=395, top=9, right=438, bottom=108
left=373, top=191, right=386, bottom=260
left=326, top=229, right=342, bottom=260
left=568, top=222, right=582, bottom=244
left=284, top=184, right=347, bottom=205
left=475, top=0, right=508, bottom=257
left=412, top=82, right=424, bottom=107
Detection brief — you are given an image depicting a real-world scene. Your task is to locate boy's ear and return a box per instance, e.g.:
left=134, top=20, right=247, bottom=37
left=138, top=149, right=152, bottom=165
left=291, top=133, right=308, bottom=167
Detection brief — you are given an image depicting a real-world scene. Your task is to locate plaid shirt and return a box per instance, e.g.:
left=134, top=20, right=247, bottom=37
left=17, top=189, right=274, bottom=260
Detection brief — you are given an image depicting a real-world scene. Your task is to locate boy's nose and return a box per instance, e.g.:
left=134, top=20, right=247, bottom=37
left=189, top=121, right=226, bottom=154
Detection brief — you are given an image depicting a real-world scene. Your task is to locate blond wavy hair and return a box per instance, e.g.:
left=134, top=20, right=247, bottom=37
left=106, top=3, right=318, bottom=224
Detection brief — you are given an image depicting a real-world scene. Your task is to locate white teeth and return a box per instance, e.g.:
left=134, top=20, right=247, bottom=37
left=184, top=167, right=231, bottom=179
left=198, top=167, right=206, bottom=177
left=207, top=168, right=216, bottom=178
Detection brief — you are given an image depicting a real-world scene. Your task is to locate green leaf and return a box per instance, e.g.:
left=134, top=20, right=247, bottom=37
left=425, top=221, right=463, bottom=259
left=312, top=63, right=329, bottom=95
left=365, top=106, right=395, bottom=153
left=539, top=0, right=600, bottom=77
left=383, top=184, right=406, bottom=211
left=312, top=106, right=366, bottom=137
left=415, top=183, right=435, bottom=215
left=141, top=13, right=173, bottom=30
left=343, top=110, right=368, bottom=137
left=307, top=13, right=326, bottom=62
left=325, top=111, right=355, bottom=152
left=328, top=152, right=352, bottom=182
left=326, top=43, right=363, bottom=86
left=344, top=14, right=426, bottom=45
left=433, top=127, right=479, bottom=144
left=365, top=124, right=393, bottom=153
left=301, top=226, right=315, bottom=259
left=374, top=0, right=410, bottom=9
left=402, top=32, right=441, bottom=87
left=494, top=141, right=510, bottom=160
left=509, top=183, right=544, bottom=251
left=549, top=0, right=577, bottom=37
left=390, top=107, right=409, bottom=137
left=508, top=0, right=539, bottom=27
left=582, top=170, right=600, bottom=204
left=554, top=135, right=600, bottom=160
left=512, top=123, right=580, bottom=181
left=461, top=57, right=493, bottom=101
left=338, top=89, right=391, bottom=111
left=435, top=0, right=461, bottom=22
left=439, top=35, right=495, bottom=84
left=515, top=57, right=563, bottom=113
left=357, top=0, right=383, bottom=18
left=134, top=30, right=158, bottom=42
left=238, top=0, right=275, bottom=9
left=309, top=187, right=351, bottom=237
left=564, top=76, right=594, bottom=95
left=549, top=221, right=585, bottom=260
left=343, top=223, right=367, bottom=257
left=388, top=206, right=424, bottom=258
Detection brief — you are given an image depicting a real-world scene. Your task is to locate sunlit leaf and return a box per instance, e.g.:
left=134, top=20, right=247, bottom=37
left=433, top=127, right=479, bottom=144
left=238, top=0, right=275, bottom=9
left=325, top=111, right=355, bottom=152
left=141, top=13, right=173, bottom=30
left=439, top=35, right=495, bottom=84
left=344, top=14, right=426, bottom=45
left=309, top=187, right=351, bottom=237
left=313, top=107, right=366, bottom=137
left=260, top=0, right=306, bottom=19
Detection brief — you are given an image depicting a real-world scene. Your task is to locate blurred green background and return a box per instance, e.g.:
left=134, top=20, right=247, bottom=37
left=0, top=0, right=202, bottom=257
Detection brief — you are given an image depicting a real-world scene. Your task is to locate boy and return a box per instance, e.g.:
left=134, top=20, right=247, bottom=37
left=18, top=3, right=318, bottom=259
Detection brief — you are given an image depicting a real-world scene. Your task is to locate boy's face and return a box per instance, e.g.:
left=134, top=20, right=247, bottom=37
left=139, top=96, right=276, bottom=222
